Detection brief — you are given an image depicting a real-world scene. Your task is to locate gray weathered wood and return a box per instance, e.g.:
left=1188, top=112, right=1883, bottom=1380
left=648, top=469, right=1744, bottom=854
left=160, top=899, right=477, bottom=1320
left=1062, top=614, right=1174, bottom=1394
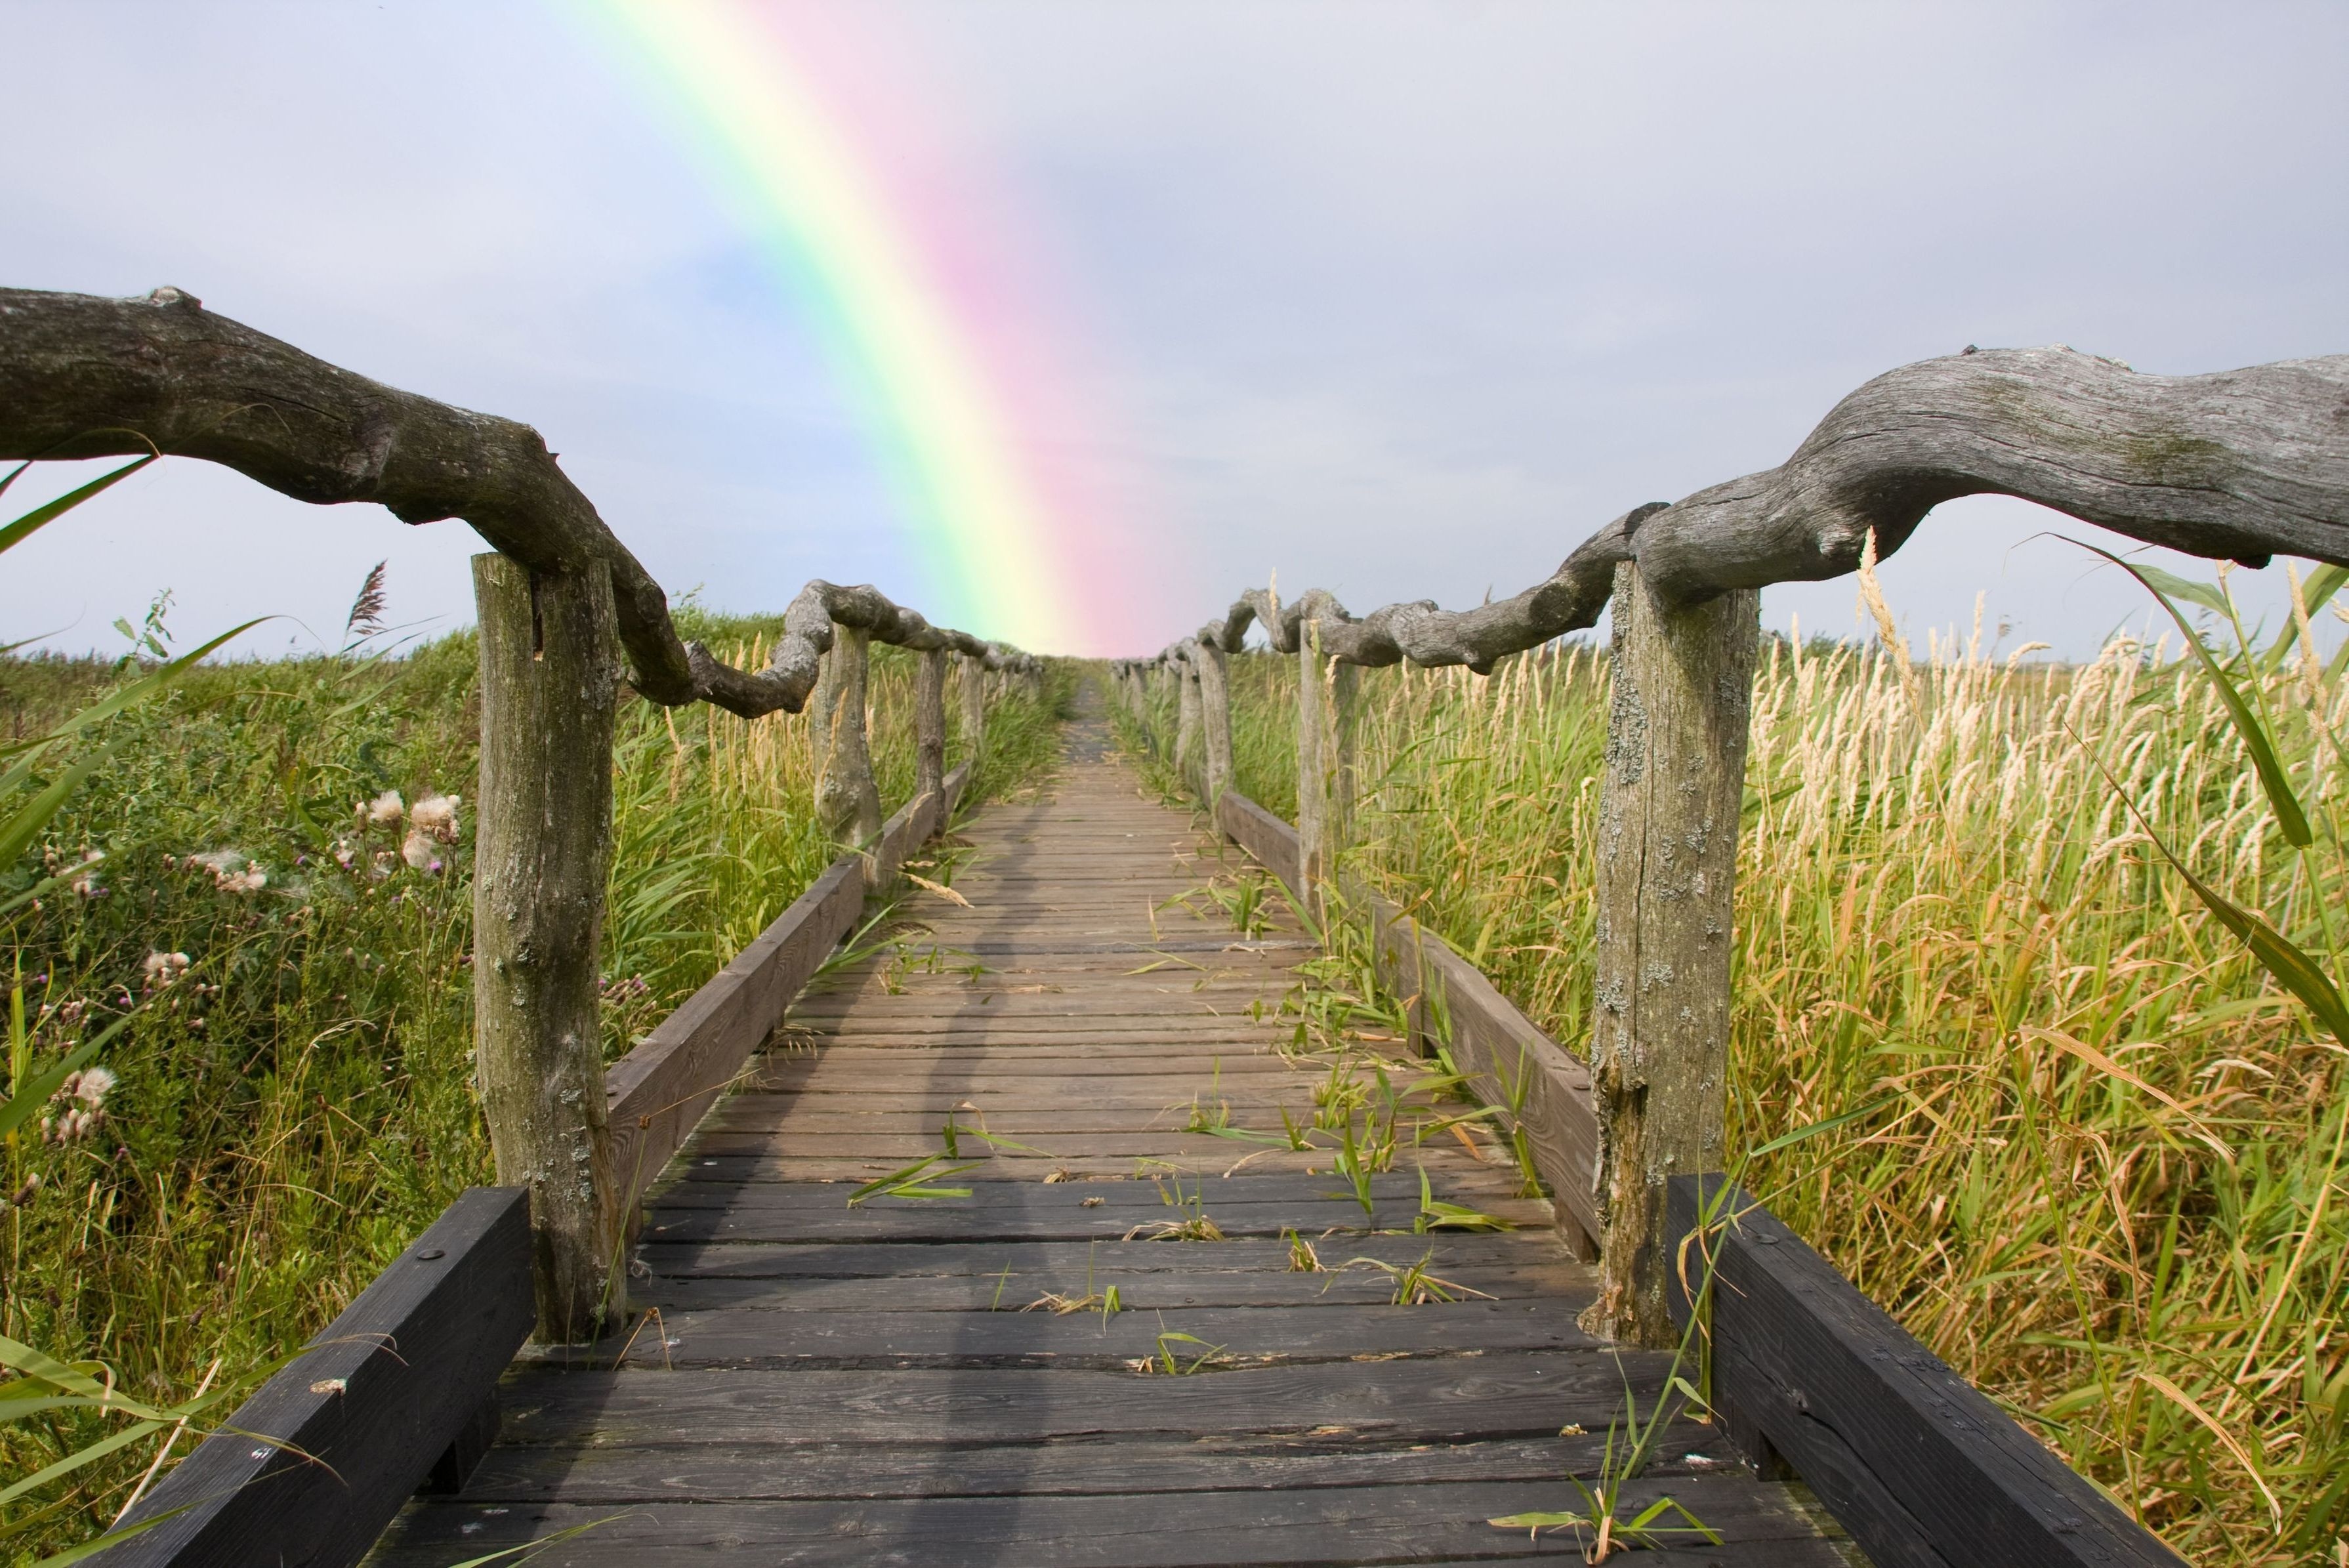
left=604, top=857, right=865, bottom=1222
left=106, top=1188, right=532, bottom=1568
left=809, top=623, right=883, bottom=869
left=1204, top=788, right=1603, bottom=1260
left=1192, top=639, right=1234, bottom=803
left=961, top=650, right=987, bottom=762
left=1173, top=651, right=1202, bottom=790
left=0, top=289, right=1037, bottom=715
left=913, top=646, right=946, bottom=811
left=471, top=553, right=620, bottom=1342
left=1215, top=792, right=1303, bottom=898
left=1667, top=1176, right=2186, bottom=1567
left=1295, top=625, right=1358, bottom=899
left=1362, top=894, right=1603, bottom=1260
left=604, top=758, right=971, bottom=1228
left=1189, top=350, right=2349, bottom=676
left=1589, top=561, right=1759, bottom=1344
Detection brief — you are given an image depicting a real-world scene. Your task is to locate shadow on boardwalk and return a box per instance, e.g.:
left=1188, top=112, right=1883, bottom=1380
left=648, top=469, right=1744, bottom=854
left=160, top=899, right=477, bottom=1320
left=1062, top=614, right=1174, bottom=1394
left=369, top=707, right=1848, bottom=1566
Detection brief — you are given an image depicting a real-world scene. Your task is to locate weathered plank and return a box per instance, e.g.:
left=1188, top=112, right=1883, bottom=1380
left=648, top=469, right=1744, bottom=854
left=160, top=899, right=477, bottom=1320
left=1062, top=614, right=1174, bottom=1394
left=370, top=1477, right=1844, bottom=1566
left=634, top=1262, right=1585, bottom=1312
left=108, top=1188, right=531, bottom=1568
left=450, top=1428, right=1732, bottom=1502
left=594, top=1299, right=1597, bottom=1367
left=1215, top=790, right=1305, bottom=897
left=1667, top=1175, right=2184, bottom=1568
left=631, top=1231, right=1565, bottom=1279
left=606, top=763, right=970, bottom=1225
left=493, top=1351, right=1664, bottom=1446
left=1363, top=891, right=1602, bottom=1258
left=1203, top=791, right=1602, bottom=1258
left=604, top=856, right=863, bottom=1220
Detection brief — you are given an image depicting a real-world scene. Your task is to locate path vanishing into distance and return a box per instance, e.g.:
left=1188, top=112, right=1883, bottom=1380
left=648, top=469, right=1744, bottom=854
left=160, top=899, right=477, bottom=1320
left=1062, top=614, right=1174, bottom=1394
left=370, top=694, right=1847, bottom=1565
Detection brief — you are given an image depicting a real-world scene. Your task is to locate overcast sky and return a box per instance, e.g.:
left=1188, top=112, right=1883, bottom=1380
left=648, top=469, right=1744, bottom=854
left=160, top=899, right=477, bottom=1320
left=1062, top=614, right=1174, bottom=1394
left=5, top=1, right=2344, bottom=661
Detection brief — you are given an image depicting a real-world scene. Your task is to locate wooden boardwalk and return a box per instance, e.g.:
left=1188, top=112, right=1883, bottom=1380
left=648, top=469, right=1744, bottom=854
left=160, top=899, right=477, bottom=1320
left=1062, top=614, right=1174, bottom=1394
left=371, top=709, right=1844, bottom=1565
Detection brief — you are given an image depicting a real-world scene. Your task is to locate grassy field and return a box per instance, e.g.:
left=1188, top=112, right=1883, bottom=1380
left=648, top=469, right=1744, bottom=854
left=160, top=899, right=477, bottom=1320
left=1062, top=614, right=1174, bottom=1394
left=0, top=612, right=1066, bottom=1559
left=1143, top=583, right=2347, bottom=1565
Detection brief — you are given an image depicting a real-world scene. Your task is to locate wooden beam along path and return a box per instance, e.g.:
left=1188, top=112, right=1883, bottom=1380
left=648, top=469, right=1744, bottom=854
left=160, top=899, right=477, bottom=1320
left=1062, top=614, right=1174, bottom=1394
left=367, top=697, right=1846, bottom=1565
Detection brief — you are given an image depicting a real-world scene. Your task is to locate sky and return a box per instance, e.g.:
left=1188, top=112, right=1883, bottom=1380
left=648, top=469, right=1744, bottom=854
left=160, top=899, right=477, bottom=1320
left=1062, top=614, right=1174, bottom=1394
left=3, top=1, right=2345, bottom=663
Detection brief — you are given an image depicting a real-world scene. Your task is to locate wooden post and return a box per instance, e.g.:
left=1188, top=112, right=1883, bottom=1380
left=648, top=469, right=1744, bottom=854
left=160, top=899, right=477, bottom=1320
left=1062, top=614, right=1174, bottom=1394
left=810, top=623, right=883, bottom=867
left=914, top=648, right=947, bottom=810
left=471, top=553, right=621, bottom=1344
left=1587, top=560, right=1760, bottom=1346
left=959, top=651, right=987, bottom=762
left=1295, top=623, right=1358, bottom=899
left=1196, top=640, right=1234, bottom=802
left=1174, top=651, right=1203, bottom=792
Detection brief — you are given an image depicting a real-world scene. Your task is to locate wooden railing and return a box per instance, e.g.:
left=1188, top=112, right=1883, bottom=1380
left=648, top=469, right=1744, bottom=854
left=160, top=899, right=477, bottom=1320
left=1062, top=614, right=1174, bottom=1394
left=1133, top=715, right=2186, bottom=1567
left=0, top=287, right=1035, bottom=1565
left=1121, top=340, right=2349, bottom=1342
left=1116, top=340, right=2349, bottom=1565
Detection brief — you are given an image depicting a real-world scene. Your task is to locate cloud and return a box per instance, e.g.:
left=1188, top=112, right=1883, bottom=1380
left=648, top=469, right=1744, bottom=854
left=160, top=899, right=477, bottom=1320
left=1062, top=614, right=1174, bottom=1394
left=3, top=1, right=2343, bottom=659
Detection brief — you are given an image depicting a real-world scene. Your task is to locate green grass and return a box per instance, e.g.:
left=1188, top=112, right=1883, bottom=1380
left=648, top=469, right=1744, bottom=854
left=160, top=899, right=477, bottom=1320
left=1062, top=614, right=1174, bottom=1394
left=0, top=615, right=1068, bottom=1559
left=1166, top=584, right=2348, bottom=1565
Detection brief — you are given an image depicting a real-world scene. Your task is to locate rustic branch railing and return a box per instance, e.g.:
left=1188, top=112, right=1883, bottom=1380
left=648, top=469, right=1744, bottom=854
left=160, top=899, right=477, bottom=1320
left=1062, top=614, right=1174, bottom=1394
left=2, top=286, right=1039, bottom=1563
left=1122, top=340, right=2346, bottom=1567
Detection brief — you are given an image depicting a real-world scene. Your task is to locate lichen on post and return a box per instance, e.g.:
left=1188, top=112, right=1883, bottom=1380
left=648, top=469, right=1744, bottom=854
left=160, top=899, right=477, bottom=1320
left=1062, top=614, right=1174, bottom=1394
left=1295, top=621, right=1358, bottom=900
left=1585, top=560, right=1760, bottom=1346
left=810, top=623, right=883, bottom=871
left=1173, top=650, right=1203, bottom=792
left=470, top=552, right=621, bottom=1344
left=1194, top=638, right=1234, bottom=803
left=959, top=651, right=987, bottom=764
left=914, top=647, right=947, bottom=809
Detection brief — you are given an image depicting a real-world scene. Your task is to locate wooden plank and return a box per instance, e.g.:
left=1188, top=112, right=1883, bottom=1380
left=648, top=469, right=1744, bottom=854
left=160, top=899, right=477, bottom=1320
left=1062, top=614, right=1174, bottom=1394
left=449, top=1428, right=1727, bottom=1503
left=1201, top=793, right=1602, bottom=1258
left=640, top=1201, right=1554, bottom=1243
left=634, top=1262, right=1587, bottom=1311
left=369, top=1475, right=1846, bottom=1566
left=633, top=1231, right=1572, bottom=1279
left=1214, top=790, right=1305, bottom=898
left=1666, top=1175, right=2185, bottom=1568
left=592, top=1299, right=1598, bottom=1367
left=1383, top=901, right=1602, bottom=1257
left=604, top=856, right=864, bottom=1218
left=655, top=1171, right=1518, bottom=1207
left=490, top=1351, right=1665, bottom=1446
left=109, top=1187, right=532, bottom=1568
left=605, top=762, right=971, bottom=1222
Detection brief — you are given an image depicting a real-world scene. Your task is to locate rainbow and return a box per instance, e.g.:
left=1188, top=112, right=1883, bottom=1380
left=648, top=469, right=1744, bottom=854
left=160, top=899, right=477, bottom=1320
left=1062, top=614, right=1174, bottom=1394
left=570, top=0, right=1154, bottom=653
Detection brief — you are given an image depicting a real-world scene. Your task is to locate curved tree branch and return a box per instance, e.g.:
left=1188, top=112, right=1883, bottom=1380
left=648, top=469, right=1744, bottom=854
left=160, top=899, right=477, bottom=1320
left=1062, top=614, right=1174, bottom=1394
left=1627, top=345, right=2349, bottom=604
left=1190, top=346, right=2349, bottom=672
left=691, top=579, right=1036, bottom=719
left=0, top=287, right=1029, bottom=714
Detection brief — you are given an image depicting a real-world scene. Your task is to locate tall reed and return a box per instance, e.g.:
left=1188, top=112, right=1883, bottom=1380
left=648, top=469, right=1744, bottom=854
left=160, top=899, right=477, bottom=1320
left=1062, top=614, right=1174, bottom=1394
left=0, top=623, right=1065, bottom=1557
left=1216, top=598, right=2348, bottom=1564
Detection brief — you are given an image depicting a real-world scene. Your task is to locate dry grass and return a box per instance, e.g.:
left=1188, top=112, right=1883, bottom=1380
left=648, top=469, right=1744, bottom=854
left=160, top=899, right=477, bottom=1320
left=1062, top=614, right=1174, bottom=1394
left=1210, top=591, right=2348, bottom=1565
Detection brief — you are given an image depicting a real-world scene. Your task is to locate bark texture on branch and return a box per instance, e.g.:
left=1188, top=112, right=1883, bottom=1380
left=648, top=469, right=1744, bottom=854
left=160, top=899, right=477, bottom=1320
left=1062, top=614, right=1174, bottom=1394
left=0, top=288, right=1037, bottom=714
left=691, top=578, right=1037, bottom=721
left=1174, top=346, right=2348, bottom=673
